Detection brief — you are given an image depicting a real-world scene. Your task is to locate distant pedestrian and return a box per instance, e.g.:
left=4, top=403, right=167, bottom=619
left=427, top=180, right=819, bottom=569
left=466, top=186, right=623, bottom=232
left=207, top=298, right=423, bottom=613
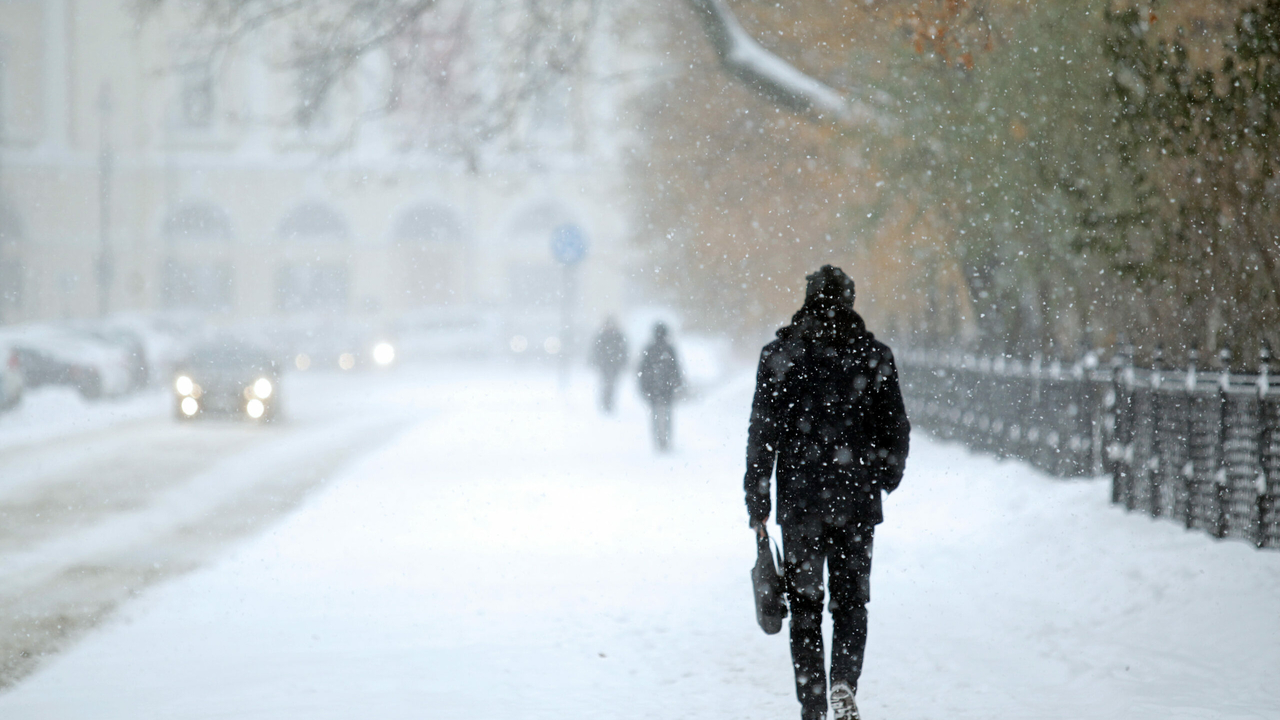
left=637, top=322, right=683, bottom=452
left=744, top=265, right=910, bottom=720
left=590, top=317, right=629, bottom=413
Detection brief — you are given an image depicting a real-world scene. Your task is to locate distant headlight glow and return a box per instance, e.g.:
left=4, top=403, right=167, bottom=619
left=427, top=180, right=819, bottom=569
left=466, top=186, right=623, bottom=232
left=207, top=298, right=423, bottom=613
left=372, top=342, right=395, bottom=366
left=339, top=353, right=356, bottom=370
left=180, top=397, right=199, bottom=416
left=246, top=398, right=265, bottom=419
left=253, top=378, right=273, bottom=399
left=175, top=375, right=194, bottom=396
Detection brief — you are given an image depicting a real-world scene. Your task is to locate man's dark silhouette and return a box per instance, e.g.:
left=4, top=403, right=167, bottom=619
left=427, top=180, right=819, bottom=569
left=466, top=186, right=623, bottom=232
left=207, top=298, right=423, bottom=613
left=744, top=266, right=910, bottom=720
left=590, top=317, right=628, bottom=413
left=637, top=322, right=683, bottom=452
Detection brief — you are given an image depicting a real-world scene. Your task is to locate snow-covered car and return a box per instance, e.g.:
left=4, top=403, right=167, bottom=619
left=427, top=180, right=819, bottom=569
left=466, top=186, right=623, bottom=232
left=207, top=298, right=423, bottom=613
left=173, top=341, right=281, bottom=422
left=68, top=325, right=150, bottom=391
left=0, top=325, right=134, bottom=399
left=103, top=313, right=206, bottom=386
left=0, top=344, right=22, bottom=411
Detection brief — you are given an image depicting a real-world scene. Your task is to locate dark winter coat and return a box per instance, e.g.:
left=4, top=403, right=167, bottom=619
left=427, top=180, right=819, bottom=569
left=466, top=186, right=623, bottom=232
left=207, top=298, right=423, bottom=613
left=591, top=325, right=628, bottom=376
left=637, top=338, right=683, bottom=405
left=744, top=309, right=910, bottom=528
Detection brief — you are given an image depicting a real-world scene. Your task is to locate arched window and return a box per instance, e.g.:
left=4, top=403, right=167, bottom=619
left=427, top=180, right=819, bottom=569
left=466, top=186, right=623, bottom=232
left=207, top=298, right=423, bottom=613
left=275, top=202, right=350, bottom=312
left=393, top=202, right=467, bottom=307
left=277, top=201, right=349, bottom=242
left=394, top=202, right=465, bottom=245
left=275, top=264, right=348, bottom=313
left=161, top=202, right=233, bottom=311
left=161, top=260, right=232, bottom=311
left=163, top=202, right=232, bottom=243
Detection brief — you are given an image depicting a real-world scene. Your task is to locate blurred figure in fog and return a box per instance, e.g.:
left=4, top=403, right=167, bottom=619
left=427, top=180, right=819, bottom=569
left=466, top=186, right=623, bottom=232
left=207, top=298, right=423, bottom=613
left=637, top=323, right=683, bottom=452
left=590, top=317, right=628, bottom=413
left=744, top=265, right=910, bottom=720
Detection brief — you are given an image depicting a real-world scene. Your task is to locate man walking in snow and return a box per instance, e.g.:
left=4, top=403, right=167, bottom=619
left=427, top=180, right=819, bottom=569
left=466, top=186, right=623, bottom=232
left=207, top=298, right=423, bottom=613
left=744, top=265, right=910, bottom=720
left=590, top=316, right=628, bottom=413
left=637, top=322, right=683, bottom=452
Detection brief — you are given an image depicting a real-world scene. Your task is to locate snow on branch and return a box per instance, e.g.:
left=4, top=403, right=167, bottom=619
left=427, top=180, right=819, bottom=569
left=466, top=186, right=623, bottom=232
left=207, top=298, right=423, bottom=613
left=685, top=0, right=894, bottom=131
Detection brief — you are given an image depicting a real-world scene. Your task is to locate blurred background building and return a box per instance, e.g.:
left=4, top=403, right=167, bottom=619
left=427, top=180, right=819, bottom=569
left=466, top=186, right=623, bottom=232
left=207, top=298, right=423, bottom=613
left=0, top=0, right=638, bottom=346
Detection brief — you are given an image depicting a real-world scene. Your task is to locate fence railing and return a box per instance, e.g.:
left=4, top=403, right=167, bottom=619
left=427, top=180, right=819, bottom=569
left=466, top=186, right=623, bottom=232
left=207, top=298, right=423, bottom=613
left=899, top=350, right=1280, bottom=549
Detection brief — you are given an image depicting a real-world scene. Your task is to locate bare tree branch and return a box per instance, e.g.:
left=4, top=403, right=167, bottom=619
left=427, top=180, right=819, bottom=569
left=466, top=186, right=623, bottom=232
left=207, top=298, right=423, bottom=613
left=684, top=0, right=894, bottom=131
left=139, top=0, right=603, bottom=165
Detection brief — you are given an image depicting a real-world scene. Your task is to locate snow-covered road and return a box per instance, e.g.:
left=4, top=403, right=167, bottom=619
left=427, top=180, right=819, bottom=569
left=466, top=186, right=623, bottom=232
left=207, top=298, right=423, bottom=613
left=0, top=363, right=1276, bottom=719
left=0, top=374, right=415, bottom=687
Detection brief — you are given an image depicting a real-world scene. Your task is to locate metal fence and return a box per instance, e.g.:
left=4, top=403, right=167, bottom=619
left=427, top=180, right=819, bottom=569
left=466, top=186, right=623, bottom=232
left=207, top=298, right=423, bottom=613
left=899, top=350, right=1280, bottom=549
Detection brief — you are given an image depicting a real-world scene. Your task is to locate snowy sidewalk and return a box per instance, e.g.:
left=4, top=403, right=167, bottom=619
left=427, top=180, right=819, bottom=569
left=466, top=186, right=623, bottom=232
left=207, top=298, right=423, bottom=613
left=0, top=365, right=1276, bottom=719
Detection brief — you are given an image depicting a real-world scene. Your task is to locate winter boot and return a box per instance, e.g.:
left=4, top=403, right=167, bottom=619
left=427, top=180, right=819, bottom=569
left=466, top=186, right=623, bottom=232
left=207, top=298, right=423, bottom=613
left=830, top=681, right=860, bottom=720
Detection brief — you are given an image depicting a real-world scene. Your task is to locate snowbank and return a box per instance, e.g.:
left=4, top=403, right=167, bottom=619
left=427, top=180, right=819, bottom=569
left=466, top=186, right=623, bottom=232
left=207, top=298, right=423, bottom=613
left=0, top=386, right=167, bottom=454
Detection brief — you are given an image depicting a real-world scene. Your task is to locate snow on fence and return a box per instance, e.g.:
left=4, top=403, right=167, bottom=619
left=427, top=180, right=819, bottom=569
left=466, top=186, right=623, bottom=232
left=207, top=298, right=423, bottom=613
left=899, top=349, right=1280, bottom=549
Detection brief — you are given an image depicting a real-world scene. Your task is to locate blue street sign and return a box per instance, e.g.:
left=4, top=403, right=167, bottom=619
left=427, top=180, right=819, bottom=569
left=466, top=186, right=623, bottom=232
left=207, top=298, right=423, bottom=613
left=551, top=224, right=588, bottom=266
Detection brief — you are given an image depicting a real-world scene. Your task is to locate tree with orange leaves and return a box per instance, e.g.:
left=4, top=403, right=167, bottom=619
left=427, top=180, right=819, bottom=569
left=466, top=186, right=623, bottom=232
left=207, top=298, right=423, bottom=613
left=633, top=0, right=1126, bottom=358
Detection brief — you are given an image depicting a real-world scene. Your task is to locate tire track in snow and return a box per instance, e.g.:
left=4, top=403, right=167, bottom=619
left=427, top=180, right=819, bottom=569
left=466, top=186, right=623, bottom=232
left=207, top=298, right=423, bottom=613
left=0, top=421, right=275, bottom=553
left=0, top=411, right=415, bottom=690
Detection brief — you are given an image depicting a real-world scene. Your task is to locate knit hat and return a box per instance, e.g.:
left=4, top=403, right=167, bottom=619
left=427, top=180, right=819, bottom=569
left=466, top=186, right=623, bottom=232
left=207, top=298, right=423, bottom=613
left=804, top=265, right=855, bottom=311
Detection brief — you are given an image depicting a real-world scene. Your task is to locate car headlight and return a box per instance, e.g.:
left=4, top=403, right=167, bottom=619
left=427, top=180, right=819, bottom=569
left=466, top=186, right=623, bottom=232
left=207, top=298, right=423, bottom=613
left=253, top=377, right=273, bottom=399
left=246, top=398, right=265, bottom=419
left=180, top=396, right=199, bottom=416
left=175, top=375, right=194, bottom=396
left=372, top=342, right=395, bottom=366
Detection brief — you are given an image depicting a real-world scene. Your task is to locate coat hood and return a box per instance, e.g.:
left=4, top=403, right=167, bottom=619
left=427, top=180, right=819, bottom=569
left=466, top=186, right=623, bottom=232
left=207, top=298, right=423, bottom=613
left=776, top=265, right=870, bottom=345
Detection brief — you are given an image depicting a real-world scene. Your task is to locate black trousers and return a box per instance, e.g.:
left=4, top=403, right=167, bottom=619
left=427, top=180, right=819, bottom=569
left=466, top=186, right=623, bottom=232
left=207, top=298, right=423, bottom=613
left=781, top=518, right=874, bottom=713
left=599, top=371, right=619, bottom=413
left=649, top=399, right=672, bottom=451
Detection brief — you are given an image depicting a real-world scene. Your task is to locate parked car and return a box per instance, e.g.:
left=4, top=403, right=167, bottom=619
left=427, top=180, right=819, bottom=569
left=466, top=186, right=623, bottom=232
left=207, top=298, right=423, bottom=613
left=173, top=340, right=281, bottom=422
left=103, top=313, right=206, bottom=386
left=0, top=325, right=133, bottom=399
left=0, top=344, right=22, bottom=411
left=68, top=324, right=150, bottom=391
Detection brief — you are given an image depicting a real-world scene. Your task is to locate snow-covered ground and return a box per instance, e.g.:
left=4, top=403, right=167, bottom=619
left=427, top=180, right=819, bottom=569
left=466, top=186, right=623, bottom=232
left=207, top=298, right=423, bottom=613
left=0, top=363, right=1277, bottom=719
left=0, top=385, right=169, bottom=454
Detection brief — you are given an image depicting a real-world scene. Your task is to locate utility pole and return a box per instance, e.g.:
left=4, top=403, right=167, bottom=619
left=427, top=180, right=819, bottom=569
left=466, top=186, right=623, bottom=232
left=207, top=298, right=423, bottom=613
left=96, top=82, right=114, bottom=318
left=0, top=48, right=8, bottom=326
left=550, top=223, right=587, bottom=389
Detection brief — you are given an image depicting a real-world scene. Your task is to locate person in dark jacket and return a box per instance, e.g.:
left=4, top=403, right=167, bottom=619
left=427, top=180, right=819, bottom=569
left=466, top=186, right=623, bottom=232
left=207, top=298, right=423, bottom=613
left=590, top=317, right=629, bottom=413
left=744, top=265, right=910, bottom=720
left=637, top=322, right=683, bottom=452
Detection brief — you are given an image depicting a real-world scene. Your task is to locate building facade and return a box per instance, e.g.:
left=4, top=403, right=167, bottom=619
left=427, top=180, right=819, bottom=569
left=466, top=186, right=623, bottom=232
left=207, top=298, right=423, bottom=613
left=0, top=0, right=640, bottom=345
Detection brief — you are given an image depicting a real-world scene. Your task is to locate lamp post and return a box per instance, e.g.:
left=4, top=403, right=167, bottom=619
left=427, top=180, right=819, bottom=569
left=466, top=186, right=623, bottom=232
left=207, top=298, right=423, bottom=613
left=550, top=223, right=587, bottom=389
left=96, top=82, right=114, bottom=318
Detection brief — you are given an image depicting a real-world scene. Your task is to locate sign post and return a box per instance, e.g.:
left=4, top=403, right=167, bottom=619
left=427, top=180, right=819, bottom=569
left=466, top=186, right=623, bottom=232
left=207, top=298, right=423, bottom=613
left=550, top=224, right=588, bottom=388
